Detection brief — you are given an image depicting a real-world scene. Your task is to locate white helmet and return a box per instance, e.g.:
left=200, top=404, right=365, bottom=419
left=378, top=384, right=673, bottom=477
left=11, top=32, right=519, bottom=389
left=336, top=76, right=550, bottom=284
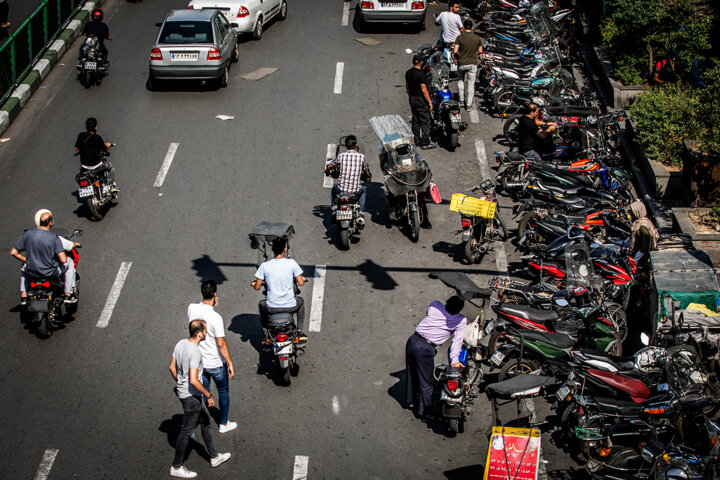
left=34, top=209, right=53, bottom=227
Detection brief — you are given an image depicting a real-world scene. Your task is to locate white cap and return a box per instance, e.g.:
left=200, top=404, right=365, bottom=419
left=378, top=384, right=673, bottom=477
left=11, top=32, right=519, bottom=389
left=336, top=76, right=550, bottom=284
left=34, top=209, right=52, bottom=227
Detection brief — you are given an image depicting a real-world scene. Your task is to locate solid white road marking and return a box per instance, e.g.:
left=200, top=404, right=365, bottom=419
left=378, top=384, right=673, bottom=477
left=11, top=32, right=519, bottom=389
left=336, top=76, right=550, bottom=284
left=341, top=2, right=350, bottom=26
left=97, top=262, right=132, bottom=328
left=332, top=395, right=340, bottom=414
left=469, top=109, right=479, bottom=124
left=292, top=455, right=309, bottom=480
left=474, top=138, right=490, bottom=180
left=308, top=265, right=326, bottom=332
left=495, top=241, right=510, bottom=277
left=34, top=449, right=59, bottom=480
left=334, top=62, right=344, bottom=94
left=154, top=142, right=179, bottom=187
left=324, top=144, right=335, bottom=188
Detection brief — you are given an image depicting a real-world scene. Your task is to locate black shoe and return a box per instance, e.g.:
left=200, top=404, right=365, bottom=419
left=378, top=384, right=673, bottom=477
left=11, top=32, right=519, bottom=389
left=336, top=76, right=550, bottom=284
left=420, top=221, right=433, bottom=229
left=421, top=143, right=438, bottom=150
left=20, top=297, right=28, bottom=307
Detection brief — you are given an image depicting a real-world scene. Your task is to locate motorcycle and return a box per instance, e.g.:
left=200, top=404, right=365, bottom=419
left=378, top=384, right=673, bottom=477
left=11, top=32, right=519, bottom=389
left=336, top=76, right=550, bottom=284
left=25, top=229, right=83, bottom=338
left=77, top=35, right=108, bottom=88
left=451, top=180, right=507, bottom=264
left=249, top=222, right=306, bottom=386
left=75, top=145, right=117, bottom=221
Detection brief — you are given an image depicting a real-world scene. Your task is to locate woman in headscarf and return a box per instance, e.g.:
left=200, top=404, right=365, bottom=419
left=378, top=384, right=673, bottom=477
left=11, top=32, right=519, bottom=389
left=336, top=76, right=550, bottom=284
left=629, top=200, right=659, bottom=271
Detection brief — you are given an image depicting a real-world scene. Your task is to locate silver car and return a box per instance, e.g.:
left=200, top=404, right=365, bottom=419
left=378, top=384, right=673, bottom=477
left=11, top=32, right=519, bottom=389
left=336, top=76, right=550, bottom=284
left=149, top=9, right=239, bottom=88
left=358, top=0, right=427, bottom=31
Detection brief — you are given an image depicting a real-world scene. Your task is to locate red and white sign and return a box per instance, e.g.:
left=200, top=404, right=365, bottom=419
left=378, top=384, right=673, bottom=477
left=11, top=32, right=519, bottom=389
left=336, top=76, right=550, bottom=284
left=483, top=427, right=541, bottom=480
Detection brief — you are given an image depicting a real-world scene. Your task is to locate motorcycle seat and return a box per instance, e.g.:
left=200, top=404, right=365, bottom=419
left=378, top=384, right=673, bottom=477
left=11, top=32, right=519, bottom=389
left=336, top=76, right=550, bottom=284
left=335, top=192, right=359, bottom=203
left=535, top=180, right=580, bottom=196
left=550, top=194, right=585, bottom=206
left=497, top=303, right=559, bottom=322
left=518, top=330, right=575, bottom=349
left=506, top=151, right=527, bottom=161
left=587, top=369, right=651, bottom=402
left=268, top=313, right=293, bottom=325
left=576, top=349, right=635, bottom=371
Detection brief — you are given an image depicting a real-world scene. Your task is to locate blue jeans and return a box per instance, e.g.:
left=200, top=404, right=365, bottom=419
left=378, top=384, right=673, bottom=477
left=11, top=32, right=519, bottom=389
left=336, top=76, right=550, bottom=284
left=331, top=184, right=366, bottom=212
left=202, top=366, right=230, bottom=425
left=521, top=149, right=542, bottom=162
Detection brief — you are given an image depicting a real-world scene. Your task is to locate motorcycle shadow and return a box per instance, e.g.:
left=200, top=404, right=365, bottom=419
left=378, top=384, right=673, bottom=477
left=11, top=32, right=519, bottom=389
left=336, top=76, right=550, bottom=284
left=72, top=190, right=117, bottom=221
left=442, top=464, right=486, bottom=480
left=228, top=313, right=288, bottom=386
left=432, top=240, right=467, bottom=264
left=13, top=306, right=76, bottom=338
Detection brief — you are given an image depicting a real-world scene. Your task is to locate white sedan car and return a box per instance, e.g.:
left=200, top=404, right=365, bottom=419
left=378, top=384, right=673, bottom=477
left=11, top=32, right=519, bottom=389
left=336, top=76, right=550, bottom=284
left=188, top=0, right=287, bottom=39
left=358, top=0, right=426, bottom=31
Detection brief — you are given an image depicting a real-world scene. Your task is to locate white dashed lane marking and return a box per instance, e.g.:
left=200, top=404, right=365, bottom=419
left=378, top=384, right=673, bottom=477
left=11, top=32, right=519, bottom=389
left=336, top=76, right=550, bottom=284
left=334, top=62, right=344, bottom=94
left=495, top=240, right=510, bottom=278
left=34, top=449, right=58, bottom=480
left=332, top=395, right=340, bottom=414
left=475, top=138, right=490, bottom=180
left=324, top=144, right=335, bottom=188
left=469, top=109, right=479, bottom=124
left=154, top=142, right=179, bottom=187
left=341, top=2, right=350, bottom=26
left=292, top=455, right=309, bottom=480
left=309, top=265, right=326, bottom=332
left=97, top=262, right=132, bottom=328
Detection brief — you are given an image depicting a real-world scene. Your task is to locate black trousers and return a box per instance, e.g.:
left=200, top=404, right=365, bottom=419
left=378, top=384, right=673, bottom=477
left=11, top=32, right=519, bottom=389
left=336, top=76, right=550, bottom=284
left=405, top=332, right=436, bottom=416
left=409, top=96, right=432, bottom=146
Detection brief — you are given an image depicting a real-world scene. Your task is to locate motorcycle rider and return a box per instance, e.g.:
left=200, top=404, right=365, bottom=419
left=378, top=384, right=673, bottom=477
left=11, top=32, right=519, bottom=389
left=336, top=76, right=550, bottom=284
left=10, top=209, right=77, bottom=305
left=251, top=237, right=307, bottom=341
left=79, top=8, right=110, bottom=65
left=75, top=117, right=118, bottom=194
left=517, top=103, right=557, bottom=162
left=324, top=135, right=371, bottom=227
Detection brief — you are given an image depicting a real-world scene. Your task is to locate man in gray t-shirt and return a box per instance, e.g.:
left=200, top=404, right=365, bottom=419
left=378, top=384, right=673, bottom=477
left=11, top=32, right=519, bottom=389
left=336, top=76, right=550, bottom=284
left=169, top=320, right=231, bottom=477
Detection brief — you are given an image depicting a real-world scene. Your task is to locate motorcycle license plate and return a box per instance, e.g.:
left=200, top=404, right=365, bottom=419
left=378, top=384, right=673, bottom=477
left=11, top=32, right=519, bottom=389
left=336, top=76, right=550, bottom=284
left=556, top=384, right=571, bottom=401
left=451, top=113, right=462, bottom=123
left=490, top=350, right=505, bottom=366
left=84, top=61, right=97, bottom=70
left=450, top=63, right=458, bottom=72
left=274, top=341, right=293, bottom=355
left=335, top=210, right=353, bottom=220
left=585, top=459, right=602, bottom=472
left=78, top=186, right=95, bottom=198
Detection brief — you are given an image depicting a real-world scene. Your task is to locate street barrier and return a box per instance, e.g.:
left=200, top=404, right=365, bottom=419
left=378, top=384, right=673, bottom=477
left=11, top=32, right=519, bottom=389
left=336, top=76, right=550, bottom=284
left=0, top=0, right=85, bottom=104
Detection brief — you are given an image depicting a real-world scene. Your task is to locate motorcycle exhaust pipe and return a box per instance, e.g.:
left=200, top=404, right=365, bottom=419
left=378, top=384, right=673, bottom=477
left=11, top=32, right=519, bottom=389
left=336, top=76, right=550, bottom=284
left=478, top=244, right=488, bottom=254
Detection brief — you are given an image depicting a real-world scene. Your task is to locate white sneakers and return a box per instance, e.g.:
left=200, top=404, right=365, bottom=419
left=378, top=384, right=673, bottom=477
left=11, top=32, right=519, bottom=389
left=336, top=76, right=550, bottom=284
left=170, top=465, right=197, bottom=478
left=218, top=421, right=237, bottom=434
left=170, top=453, right=230, bottom=478
left=210, top=452, right=231, bottom=468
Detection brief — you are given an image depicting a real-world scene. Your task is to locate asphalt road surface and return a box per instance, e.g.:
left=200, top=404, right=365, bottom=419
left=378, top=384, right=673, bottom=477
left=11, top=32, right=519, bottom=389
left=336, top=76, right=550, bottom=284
left=0, top=0, right=582, bottom=478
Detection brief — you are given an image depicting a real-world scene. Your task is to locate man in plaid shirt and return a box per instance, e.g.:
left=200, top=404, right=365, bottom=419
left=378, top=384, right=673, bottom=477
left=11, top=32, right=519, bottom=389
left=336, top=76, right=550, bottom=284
left=325, top=135, right=371, bottom=225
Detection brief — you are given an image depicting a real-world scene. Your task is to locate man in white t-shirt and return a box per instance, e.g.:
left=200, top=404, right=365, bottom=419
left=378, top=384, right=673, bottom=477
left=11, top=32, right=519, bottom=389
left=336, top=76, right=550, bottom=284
left=251, top=237, right=306, bottom=339
left=188, top=280, right=236, bottom=434
left=169, top=320, right=231, bottom=478
left=435, top=2, right=463, bottom=46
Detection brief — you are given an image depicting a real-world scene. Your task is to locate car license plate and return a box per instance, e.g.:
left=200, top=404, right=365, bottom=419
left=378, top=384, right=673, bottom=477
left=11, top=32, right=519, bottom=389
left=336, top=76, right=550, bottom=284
left=171, top=52, right=198, bottom=61
left=490, top=350, right=505, bottom=366
left=381, top=2, right=406, bottom=6
left=78, top=186, right=95, bottom=198
left=556, top=384, right=571, bottom=401
left=335, top=210, right=353, bottom=220
left=84, top=61, right=97, bottom=70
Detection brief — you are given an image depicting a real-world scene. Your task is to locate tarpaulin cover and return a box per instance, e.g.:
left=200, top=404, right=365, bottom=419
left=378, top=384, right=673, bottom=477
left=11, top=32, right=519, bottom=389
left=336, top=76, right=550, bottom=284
left=651, top=249, right=720, bottom=317
left=249, top=222, right=294, bottom=246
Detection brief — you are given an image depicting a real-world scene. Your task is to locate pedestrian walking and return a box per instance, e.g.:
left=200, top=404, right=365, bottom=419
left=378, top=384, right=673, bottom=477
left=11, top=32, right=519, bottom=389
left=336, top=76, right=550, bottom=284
left=405, top=54, right=437, bottom=150
left=169, top=320, right=231, bottom=478
left=187, top=280, right=237, bottom=434
left=405, top=296, right=467, bottom=419
left=454, top=20, right=483, bottom=111
left=434, top=2, right=462, bottom=47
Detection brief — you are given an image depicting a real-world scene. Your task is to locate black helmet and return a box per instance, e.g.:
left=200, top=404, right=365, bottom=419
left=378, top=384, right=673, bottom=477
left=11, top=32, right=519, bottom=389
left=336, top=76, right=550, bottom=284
left=92, top=9, right=103, bottom=21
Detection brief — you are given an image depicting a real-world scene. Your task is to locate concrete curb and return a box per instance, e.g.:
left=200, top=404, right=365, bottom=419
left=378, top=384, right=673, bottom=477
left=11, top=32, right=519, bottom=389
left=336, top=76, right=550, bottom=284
left=0, top=2, right=98, bottom=136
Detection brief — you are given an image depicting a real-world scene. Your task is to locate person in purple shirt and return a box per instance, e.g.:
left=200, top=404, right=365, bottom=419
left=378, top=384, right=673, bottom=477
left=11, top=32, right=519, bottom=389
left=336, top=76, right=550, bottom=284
left=405, top=296, right=467, bottom=418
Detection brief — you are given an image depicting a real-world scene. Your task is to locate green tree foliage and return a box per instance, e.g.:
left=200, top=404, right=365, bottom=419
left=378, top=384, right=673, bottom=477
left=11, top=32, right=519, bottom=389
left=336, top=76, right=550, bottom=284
left=601, top=0, right=713, bottom=85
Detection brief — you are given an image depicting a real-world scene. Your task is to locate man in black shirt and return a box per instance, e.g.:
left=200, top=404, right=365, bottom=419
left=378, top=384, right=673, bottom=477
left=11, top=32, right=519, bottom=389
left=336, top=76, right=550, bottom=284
left=75, top=117, right=117, bottom=192
left=516, top=103, right=556, bottom=161
left=405, top=55, right=437, bottom=150
left=80, top=9, right=110, bottom=64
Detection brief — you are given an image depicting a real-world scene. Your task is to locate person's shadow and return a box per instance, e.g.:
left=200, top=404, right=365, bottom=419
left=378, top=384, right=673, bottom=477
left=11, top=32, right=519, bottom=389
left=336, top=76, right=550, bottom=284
left=387, top=370, right=407, bottom=410
left=158, top=414, right=212, bottom=464
left=228, top=313, right=284, bottom=386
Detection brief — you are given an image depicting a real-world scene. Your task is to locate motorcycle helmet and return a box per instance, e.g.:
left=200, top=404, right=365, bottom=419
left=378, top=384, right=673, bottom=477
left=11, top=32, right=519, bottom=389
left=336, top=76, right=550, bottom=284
left=92, top=9, right=103, bottom=21
left=34, top=209, right=52, bottom=228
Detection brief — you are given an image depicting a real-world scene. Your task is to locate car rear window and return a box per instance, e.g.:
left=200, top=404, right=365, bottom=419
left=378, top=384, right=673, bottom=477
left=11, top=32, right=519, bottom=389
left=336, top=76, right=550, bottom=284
left=159, top=21, right=213, bottom=44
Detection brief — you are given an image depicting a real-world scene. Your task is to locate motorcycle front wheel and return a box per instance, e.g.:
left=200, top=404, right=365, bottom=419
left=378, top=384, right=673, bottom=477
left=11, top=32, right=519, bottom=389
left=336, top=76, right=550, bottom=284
left=493, top=213, right=507, bottom=240
left=87, top=196, right=106, bottom=221
left=408, top=206, right=420, bottom=243
left=498, top=357, right=540, bottom=381
left=83, top=71, right=92, bottom=89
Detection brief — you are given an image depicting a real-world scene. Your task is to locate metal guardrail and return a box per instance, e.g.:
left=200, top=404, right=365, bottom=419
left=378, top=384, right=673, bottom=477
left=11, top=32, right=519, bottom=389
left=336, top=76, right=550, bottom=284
left=0, top=0, right=85, bottom=104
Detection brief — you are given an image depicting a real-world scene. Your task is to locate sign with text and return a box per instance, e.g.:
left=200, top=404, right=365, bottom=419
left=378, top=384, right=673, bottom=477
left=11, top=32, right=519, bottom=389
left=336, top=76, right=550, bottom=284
left=483, top=427, right=541, bottom=480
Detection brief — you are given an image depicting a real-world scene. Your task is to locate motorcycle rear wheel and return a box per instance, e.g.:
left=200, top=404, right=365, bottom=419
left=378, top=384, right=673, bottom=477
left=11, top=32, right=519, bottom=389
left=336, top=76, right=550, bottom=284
left=408, top=208, right=420, bottom=243
left=36, top=312, right=51, bottom=339
left=448, top=131, right=459, bottom=151
left=464, top=236, right=483, bottom=264
left=493, top=90, right=515, bottom=117
left=503, top=114, right=522, bottom=147
left=87, top=196, right=105, bottom=221
left=280, top=366, right=291, bottom=386
left=516, top=212, right=538, bottom=239
left=498, top=357, right=540, bottom=381
left=338, top=228, right=350, bottom=250
left=605, top=302, right=627, bottom=342
left=448, top=417, right=462, bottom=436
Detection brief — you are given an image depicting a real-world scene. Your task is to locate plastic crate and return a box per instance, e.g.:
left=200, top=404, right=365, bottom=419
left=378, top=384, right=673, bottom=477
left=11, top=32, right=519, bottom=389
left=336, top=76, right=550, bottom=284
left=449, top=194, right=497, bottom=219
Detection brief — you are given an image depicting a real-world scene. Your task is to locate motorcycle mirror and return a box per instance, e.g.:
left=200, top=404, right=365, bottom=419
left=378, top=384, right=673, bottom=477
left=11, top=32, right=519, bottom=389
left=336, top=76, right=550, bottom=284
left=640, top=332, right=650, bottom=346
left=72, top=229, right=84, bottom=238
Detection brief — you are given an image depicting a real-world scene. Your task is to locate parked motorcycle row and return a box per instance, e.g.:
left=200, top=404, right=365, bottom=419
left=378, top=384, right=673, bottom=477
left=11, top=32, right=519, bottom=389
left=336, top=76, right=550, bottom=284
left=423, top=1, right=720, bottom=477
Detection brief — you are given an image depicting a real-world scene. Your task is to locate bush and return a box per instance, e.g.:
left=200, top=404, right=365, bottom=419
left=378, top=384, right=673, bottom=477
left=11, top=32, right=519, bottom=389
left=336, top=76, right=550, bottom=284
left=601, top=0, right=713, bottom=85
left=628, top=83, right=701, bottom=167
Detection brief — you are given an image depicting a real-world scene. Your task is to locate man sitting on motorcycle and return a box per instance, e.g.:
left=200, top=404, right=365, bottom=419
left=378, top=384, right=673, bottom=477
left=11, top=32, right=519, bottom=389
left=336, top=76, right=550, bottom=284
left=9, top=210, right=76, bottom=305
left=325, top=135, right=371, bottom=227
left=251, top=238, right=307, bottom=341
left=79, top=9, right=110, bottom=65
left=75, top=117, right=118, bottom=194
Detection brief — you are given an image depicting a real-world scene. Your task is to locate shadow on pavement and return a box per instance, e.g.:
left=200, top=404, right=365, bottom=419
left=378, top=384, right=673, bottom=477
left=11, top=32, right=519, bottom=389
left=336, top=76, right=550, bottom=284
left=433, top=240, right=467, bottom=264
left=387, top=370, right=407, bottom=410
left=228, top=313, right=284, bottom=385
left=158, top=414, right=212, bottom=464
left=359, top=259, right=399, bottom=290
left=443, top=464, right=485, bottom=480
left=190, top=255, right=229, bottom=285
